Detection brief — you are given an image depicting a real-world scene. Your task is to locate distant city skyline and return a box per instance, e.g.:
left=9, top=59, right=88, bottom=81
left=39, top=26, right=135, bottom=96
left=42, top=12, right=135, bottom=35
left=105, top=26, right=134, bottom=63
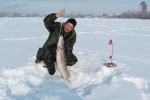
left=0, top=0, right=150, bottom=15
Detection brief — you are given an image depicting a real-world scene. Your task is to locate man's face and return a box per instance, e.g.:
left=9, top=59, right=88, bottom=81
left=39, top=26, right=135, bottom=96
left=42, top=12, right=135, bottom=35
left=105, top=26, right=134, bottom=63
left=64, top=22, right=74, bottom=33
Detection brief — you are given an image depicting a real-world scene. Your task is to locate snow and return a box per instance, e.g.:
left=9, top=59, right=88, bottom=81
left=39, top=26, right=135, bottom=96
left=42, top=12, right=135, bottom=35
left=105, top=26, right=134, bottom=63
left=0, top=17, right=150, bottom=100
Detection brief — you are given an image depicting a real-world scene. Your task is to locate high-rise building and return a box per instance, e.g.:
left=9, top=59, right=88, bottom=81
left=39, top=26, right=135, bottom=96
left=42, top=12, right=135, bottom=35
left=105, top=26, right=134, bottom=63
left=139, top=1, right=147, bottom=13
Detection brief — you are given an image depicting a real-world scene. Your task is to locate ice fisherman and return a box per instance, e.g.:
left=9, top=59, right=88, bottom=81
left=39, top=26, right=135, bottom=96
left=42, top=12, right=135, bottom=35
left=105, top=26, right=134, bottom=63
left=35, top=9, right=78, bottom=75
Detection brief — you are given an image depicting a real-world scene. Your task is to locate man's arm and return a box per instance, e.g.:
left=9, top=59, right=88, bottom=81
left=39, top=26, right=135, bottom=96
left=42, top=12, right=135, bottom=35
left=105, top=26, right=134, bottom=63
left=65, top=36, right=78, bottom=66
left=65, top=36, right=76, bottom=57
left=43, top=10, right=65, bottom=33
left=43, top=13, right=58, bottom=33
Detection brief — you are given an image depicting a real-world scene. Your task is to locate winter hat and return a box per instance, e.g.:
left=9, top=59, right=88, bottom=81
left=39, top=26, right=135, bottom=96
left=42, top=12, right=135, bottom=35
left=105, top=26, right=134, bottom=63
left=66, top=18, right=77, bottom=27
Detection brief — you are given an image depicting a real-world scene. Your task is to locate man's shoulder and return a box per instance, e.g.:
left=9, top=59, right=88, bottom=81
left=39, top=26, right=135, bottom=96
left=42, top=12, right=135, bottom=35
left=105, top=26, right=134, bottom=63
left=72, top=29, right=77, bottom=37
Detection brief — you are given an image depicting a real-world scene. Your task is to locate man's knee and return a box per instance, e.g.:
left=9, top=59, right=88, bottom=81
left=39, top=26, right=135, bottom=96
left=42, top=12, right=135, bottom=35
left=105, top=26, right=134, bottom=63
left=66, top=54, right=78, bottom=66
left=35, top=48, right=43, bottom=63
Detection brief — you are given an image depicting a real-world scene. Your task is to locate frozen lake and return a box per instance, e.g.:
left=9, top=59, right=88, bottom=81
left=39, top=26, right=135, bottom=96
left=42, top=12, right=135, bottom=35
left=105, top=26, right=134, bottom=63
left=0, top=17, right=150, bottom=100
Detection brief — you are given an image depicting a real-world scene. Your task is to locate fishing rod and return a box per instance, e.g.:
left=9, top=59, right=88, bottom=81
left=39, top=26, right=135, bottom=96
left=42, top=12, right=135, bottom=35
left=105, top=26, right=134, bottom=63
left=59, top=0, right=69, bottom=36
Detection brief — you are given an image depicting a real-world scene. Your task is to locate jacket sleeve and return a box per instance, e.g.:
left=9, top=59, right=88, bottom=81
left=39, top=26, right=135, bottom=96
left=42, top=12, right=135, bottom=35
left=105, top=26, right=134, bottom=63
left=65, top=36, right=76, bottom=58
left=43, top=13, right=60, bottom=33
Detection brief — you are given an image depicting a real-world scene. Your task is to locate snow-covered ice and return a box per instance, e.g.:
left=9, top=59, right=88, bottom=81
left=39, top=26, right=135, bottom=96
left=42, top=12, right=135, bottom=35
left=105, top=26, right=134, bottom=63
left=0, top=17, right=150, bottom=100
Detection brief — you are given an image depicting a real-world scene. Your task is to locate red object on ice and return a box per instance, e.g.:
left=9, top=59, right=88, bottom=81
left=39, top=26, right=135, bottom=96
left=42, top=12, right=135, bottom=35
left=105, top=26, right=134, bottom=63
left=108, top=39, right=113, bottom=45
left=109, top=55, right=112, bottom=59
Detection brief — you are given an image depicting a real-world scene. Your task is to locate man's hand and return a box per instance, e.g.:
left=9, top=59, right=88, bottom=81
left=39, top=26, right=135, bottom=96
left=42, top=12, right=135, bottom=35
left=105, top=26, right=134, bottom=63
left=56, top=9, right=65, bottom=17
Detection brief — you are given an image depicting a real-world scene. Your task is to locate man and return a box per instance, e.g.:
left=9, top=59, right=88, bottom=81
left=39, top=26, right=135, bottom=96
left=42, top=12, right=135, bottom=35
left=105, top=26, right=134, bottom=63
left=35, top=10, right=78, bottom=75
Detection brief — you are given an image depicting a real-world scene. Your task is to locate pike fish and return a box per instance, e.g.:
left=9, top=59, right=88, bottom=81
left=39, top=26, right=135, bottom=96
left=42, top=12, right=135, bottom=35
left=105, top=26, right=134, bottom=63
left=56, top=35, right=70, bottom=80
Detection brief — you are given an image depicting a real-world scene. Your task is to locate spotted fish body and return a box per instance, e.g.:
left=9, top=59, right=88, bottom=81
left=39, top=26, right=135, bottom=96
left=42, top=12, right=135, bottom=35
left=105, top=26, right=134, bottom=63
left=56, top=35, right=69, bottom=80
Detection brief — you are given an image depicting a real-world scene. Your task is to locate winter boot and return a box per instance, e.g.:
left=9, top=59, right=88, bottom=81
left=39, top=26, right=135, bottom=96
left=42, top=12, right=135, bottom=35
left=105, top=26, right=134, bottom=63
left=47, top=66, right=56, bottom=75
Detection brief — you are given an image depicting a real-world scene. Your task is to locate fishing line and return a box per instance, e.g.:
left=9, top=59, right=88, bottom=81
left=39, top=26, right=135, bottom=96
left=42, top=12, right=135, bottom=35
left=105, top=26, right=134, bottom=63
left=59, top=0, right=69, bottom=37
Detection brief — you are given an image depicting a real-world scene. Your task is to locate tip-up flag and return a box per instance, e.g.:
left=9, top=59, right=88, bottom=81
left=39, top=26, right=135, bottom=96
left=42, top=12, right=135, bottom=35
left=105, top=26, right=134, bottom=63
left=103, top=39, right=117, bottom=67
left=109, top=55, right=112, bottom=60
left=108, top=39, right=113, bottom=45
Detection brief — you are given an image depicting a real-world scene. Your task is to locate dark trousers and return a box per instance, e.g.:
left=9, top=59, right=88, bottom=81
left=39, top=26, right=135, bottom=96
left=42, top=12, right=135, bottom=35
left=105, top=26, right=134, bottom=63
left=36, top=47, right=55, bottom=68
left=36, top=47, right=78, bottom=67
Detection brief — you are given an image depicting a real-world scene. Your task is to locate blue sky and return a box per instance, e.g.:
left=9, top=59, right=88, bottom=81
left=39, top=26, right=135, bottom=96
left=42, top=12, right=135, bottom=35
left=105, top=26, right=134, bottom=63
left=0, top=0, right=150, bottom=14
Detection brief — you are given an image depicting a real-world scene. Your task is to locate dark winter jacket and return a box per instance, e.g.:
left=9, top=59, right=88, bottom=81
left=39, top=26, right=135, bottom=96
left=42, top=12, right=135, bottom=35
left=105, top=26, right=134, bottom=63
left=42, top=13, right=78, bottom=65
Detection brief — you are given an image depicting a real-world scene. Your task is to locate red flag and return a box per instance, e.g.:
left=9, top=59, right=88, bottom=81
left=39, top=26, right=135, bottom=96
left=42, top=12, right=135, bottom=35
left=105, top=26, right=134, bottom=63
left=109, top=55, right=112, bottom=59
left=108, top=39, right=113, bottom=45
